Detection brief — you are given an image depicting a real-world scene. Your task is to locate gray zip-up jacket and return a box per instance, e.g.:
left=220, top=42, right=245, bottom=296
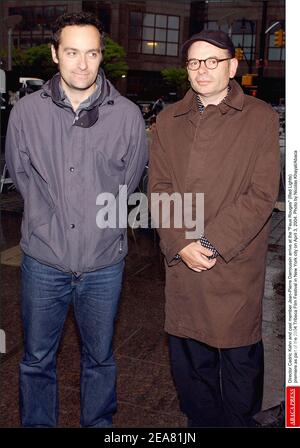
left=5, top=70, right=147, bottom=273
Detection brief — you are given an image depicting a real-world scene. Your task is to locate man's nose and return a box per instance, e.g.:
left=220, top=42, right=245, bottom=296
left=78, top=54, right=88, bottom=70
left=198, top=60, right=208, bottom=73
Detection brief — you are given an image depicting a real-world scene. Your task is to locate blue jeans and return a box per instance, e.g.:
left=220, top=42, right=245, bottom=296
left=20, top=254, right=124, bottom=428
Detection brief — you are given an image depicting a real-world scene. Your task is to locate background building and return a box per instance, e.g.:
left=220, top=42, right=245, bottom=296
left=0, top=0, right=285, bottom=102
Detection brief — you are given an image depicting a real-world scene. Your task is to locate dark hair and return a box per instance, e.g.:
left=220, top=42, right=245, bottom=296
left=51, top=12, right=105, bottom=51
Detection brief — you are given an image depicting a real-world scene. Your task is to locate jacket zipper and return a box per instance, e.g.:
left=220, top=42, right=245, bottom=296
left=72, top=113, right=80, bottom=125
left=119, top=234, right=124, bottom=253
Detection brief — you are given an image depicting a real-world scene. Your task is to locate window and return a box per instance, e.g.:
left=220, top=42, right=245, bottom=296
left=231, top=20, right=256, bottom=61
left=204, top=19, right=256, bottom=61
left=129, top=12, right=180, bottom=57
left=82, top=1, right=111, bottom=33
left=268, top=32, right=285, bottom=61
left=9, top=5, right=67, bottom=32
left=204, top=21, right=229, bottom=33
left=9, top=5, right=67, bottom=48
left=204, top=20, right=256, bottom=61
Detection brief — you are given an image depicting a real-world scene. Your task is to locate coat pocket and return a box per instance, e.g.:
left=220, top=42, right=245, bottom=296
left=29, top=162, right=55, bottom=210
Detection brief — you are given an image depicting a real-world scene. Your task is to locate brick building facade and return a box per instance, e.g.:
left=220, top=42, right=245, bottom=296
left=0, top=0, right=285, bottom=101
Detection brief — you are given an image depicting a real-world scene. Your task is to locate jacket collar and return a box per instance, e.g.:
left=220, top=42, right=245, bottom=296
left=173, top=88, right=197, bottom=117
left=219, top=79, right=244, bottom=114
left=41, top=69, right=119, bottom=128
left=173, top=78, right=244, bottom=117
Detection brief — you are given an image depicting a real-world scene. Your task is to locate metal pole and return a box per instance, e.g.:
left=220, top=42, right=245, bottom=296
left=257, top=1, right=268, bottom=98
left=249, top=21, right=254, bottom=74
left=8, top=27, right=12, bottom=71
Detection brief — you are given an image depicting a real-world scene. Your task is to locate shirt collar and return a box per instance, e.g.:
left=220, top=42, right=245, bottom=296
left=173, top=79, right=244, bottom=117
left=59, top=73, right=102, bottom=112
left=196, top=85, right=231, bottom=113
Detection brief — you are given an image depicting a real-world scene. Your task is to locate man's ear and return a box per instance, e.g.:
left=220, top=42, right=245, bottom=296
left=51, top=45, right=59, bottom=64
left=229, top=58, right=238, bottom=78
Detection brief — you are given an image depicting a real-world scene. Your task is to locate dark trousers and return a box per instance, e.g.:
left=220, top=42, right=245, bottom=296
left=169, top=335, right=264, bottom=428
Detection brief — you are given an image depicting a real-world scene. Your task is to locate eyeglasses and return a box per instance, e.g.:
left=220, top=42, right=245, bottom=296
left=186, top=57, right=232, bottom=71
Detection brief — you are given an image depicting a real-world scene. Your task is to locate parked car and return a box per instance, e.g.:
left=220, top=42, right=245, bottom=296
left=19, top=77, right=44, bottom=97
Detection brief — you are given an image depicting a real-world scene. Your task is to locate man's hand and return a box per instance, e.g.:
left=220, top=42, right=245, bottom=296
left=179, top=241, right=217, bottom=272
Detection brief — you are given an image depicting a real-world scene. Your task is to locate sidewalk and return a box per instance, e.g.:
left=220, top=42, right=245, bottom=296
left=0, top=194, right=285, bottom=427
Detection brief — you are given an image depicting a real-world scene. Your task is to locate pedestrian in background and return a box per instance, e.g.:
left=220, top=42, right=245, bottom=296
left=152, top=96, right=165, bottom=115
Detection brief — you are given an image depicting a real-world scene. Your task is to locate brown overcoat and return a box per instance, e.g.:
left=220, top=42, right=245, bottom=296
left=148, top=79, right=280, bottom=348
